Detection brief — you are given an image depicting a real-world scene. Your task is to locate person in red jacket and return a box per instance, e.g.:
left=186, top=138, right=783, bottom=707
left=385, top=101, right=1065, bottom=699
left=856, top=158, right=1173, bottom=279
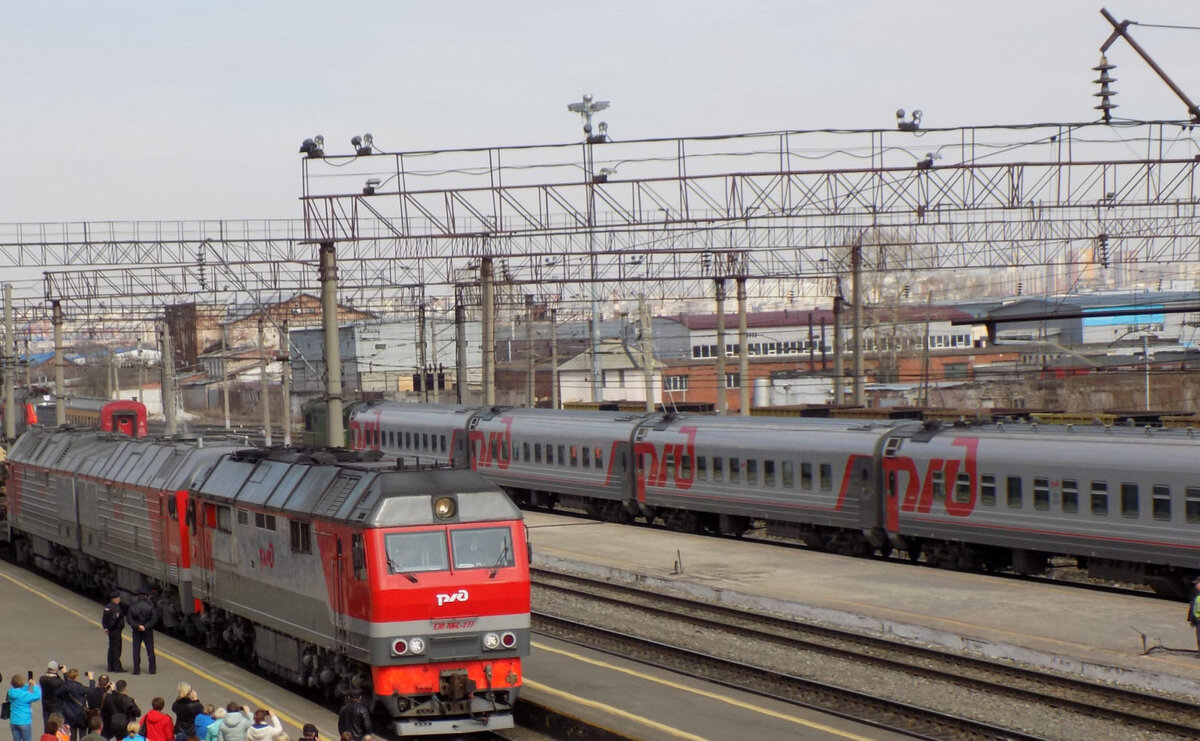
left=140, top=698, right=174, bottom=741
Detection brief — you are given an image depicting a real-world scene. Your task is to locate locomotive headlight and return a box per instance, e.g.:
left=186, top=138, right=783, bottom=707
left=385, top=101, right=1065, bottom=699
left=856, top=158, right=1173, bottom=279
left=433, top=496, right=457, bottom=519
left=391, top=638, right=408, bottom=656
left=408, top=637, right=426, bottom=655
left=501, top=631, right=517, bottom=649
left=482, top=632, right=501, bottom=650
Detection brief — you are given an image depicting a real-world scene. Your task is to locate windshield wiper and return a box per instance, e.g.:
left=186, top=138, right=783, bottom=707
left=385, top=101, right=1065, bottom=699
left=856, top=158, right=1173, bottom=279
left=487, top=544, right=511, bottom=579
left=388, top=557, right=418, bottom=583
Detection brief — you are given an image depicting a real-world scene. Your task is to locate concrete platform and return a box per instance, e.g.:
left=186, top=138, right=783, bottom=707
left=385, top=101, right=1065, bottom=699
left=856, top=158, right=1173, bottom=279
left=525, top=511, right=1200, bottom=701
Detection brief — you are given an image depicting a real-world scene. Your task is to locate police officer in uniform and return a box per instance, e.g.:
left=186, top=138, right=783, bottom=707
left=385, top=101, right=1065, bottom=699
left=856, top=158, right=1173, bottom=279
left=101, top=591, right=125, bottom=672
left=127, top=588, right=158, bottom=675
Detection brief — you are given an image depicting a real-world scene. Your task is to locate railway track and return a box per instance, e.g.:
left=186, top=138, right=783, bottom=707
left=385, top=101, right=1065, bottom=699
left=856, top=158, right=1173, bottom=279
left=532, top=567, right=1200, bottom=740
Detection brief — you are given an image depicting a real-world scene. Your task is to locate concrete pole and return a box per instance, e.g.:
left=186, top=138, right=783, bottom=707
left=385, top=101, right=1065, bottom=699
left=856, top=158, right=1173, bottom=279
left=640, top=295, right=655, bottom=412
left=737, top=277, right=750, bottom=416
left=454, top=289, right=466, bottom=404
left=4, top=284, right=14, bottom=441
left=550, top=308, right=559, bottom=410
left=320, top=241, right=343, bottom=447
left=852, top=242, right=865, bottom=406
left=53, top=300, right=65, bottom=424
left=833, top=284, right=845, bottom=405
left=525, top=295, right=535, bottom=407
left=281, top=319, right=291, bottom=446
left=162, top=321, right=177, bottom=435
left=24, top=340, right=31, bottom=390
left=221, top=325, right=230, bottom=430
left=481, top=257, right=495, bottom=406
left=1143, top=334, right=1150, bottom=411
left=259, top=316, right=271, bottom=446
left=431, top=312, right=440, bottom=404
left=106, top=352, right=114, bottom=399
left=715, top=278, right=727, bottom=415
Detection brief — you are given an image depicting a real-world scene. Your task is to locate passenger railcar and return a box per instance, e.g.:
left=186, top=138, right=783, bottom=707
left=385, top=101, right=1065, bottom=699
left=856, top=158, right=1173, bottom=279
left=329, top=401, right=1200, bottom=596
left=60, top=397, right=149, bottom=437
left=4, top=427, right=529, bottom=736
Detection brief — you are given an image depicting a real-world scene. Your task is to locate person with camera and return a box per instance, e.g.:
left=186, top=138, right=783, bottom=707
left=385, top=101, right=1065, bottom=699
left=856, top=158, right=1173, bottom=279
left=7, top=673, right=43, bottom=741
left=38, top=663, right=64, bottom=731
left=55, top=669, right=94, bottom=741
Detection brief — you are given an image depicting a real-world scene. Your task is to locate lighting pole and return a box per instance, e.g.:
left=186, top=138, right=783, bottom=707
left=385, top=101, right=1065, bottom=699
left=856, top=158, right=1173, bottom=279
left=567, top=93, right=610, bottom=401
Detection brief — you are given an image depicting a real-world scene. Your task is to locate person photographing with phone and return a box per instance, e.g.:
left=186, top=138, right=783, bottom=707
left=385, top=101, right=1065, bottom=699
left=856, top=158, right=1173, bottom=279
left=7, top=672, right=43, bottom=741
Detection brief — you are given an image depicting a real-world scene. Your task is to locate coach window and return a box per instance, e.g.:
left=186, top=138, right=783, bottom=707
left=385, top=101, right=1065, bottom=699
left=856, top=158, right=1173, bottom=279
left=713, top=456, right=724, bottom=482
left=764, top=460, right=776, bottom=487
left=680, top=453, right=692, bottom=479
left=782, top=460, right=794, bottom=488
left=1061, top=479, right=1079, bottom=513
left=567, top=446, right=576, bottom=467
left=582, top=446, right=591, bottom=468
left=595, top=446, right=604, bottom=469
left=405, top=432, right=411, bottom=448
left=1152, top=485, right=1171, bottom=521
left=534, top=443, right=542, bottom=463
left=980, top=474, right=996, bottom=506
left=557, top=445, right=566, bottom=466
left=729, top=457, right=740, bottom=483
left=1033, top=478, right=1050, bottom=511
left=1186, top=487, right=1200, bottom=523
left=441, top=435, right=447, bottom=453
left=1121, top=483, right=1139, bottom=518
left=1006, top=476, right=1022, bottom=508
left=1091, top=481, right=1109, bottom=516
left=351, top=534, right=367, bottom=580
left=800, top=462, right=813, bottom=490
left=820, top=463, right=833, bottom=492
left=931, top=471, right=946, bottom=502
left=746, top=459, right=758, bottom=485
left=665, top=450, right=675, bottom=479
left=546, top=445, right=553, bottom=464
left=523, top=442, right=531, bottom=463
left=697, top=456, right=708, bottom=481
left=421, top=433, right=428, bottom=450
left=954, top=473, right=971, bottom=504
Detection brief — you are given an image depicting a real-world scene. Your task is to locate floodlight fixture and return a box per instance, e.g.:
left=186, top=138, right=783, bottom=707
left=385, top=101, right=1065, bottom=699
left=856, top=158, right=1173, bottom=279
left=299, top=135, right=325, bottom=158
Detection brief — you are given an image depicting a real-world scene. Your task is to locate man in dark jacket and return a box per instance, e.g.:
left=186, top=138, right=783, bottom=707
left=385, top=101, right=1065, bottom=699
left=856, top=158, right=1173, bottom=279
left=336, top=692, right=372, bottom=741
left=127, top=588, right=158, bottom=675
left=101, top=680, right=140, bottom=740
left=39, top=661, right=65, bottom=730
left=56, top=668, right=94, bottom=740
left=101, top=592, right=125, bottom=673
left=84, top=675, right=110, bottom=717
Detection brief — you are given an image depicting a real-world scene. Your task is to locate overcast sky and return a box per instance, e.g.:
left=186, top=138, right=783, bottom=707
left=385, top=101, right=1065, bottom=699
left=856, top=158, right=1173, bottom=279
left=3, top=1, right=1198, bottom=223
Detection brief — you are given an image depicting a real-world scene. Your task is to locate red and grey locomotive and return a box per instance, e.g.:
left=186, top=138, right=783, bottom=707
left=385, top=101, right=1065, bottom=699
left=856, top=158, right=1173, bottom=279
left=4, top=427, right=529, bottom=736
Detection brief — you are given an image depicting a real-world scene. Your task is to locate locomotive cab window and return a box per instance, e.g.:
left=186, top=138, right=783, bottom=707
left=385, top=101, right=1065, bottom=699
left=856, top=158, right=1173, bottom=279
left=290, top=520, right=312, bottom=554
left=351, top=535, right=367, bottom=580
left=451, top=527, right=514, bottom=570
left=385, top=530, right=449, bottom=575
left=1121, top=483, right=1139, bottom=518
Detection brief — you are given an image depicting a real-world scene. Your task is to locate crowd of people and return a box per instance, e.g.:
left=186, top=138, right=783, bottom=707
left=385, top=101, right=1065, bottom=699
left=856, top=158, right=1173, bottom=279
left=3, top=664, right=371, bottom=741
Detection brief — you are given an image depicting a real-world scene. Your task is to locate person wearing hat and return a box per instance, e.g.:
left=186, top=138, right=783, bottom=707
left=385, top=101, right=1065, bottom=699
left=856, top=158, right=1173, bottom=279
left=101, top=592, right=126, bottom=673
left=38, top=663, right=64, bottom=731
left=127, top=589, right=158, bottom=675
left=299, top=724, right=318, bottom=741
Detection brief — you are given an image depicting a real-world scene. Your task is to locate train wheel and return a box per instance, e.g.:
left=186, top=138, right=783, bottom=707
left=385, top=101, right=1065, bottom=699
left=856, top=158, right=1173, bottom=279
left=664, top=509, right=702, bottom=533
left=601, top=501, right=632, bottom=524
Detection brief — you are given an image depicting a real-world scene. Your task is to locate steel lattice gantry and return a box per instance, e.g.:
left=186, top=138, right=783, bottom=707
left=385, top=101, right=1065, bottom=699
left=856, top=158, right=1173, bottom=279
left=9, top=119, right=1200, bottom=325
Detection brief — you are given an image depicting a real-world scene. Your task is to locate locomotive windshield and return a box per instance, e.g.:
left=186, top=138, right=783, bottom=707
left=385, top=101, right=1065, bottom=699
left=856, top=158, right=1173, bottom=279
left=450, top=526, right=514, bottom=570
left=384, top=526, right=516, bottom=577
left=385, top=531, right=450, bottom=574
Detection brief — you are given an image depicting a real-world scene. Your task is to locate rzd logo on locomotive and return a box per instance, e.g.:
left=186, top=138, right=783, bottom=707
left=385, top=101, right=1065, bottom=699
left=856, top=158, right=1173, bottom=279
left=436, top=588, right=470, bottom=607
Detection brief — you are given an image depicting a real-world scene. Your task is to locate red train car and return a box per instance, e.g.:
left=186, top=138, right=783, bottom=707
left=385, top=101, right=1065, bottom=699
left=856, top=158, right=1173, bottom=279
left=63, top=397, right=148, bottom=437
